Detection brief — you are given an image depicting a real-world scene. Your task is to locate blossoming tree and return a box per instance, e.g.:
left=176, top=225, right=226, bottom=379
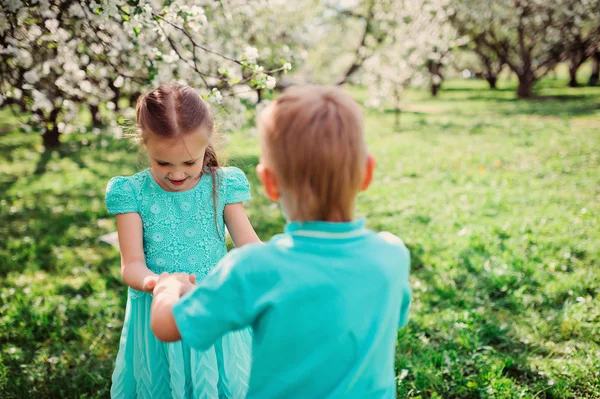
left=0, top=0, right=305, bottom=149
left=448, top=0, right=600, bottom=97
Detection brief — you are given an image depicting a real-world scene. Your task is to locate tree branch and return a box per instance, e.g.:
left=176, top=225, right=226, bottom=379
left=336, top=0, right=376, bottom=85
left=153, top=13, right=242, bottom=65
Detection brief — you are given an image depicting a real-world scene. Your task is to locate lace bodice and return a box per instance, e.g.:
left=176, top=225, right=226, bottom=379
left=105, top=167, right=251, bottom=296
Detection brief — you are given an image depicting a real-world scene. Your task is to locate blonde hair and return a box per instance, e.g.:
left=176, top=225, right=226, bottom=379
left=258, top=86, right=367, bottom=221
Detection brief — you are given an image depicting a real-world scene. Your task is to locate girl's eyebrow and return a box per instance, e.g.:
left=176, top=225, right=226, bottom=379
left=154, top=156, right=202, bottom=164
left=184, top=157, right=202, bottom=163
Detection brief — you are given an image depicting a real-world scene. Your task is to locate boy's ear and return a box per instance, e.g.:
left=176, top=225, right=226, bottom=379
left=256, top=163, right=280, bottom=201
left=360, top=154, right=376, bottom=191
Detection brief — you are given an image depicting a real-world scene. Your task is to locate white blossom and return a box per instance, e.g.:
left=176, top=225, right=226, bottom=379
left=211, top=88, right=223, bottom=104
left=113, top=76, right=124, bottom=88
left=244, top=46, right=259, bottom=63
left=4, top=0, right=24, bottom=13
left=44, top=19, right=60, bottom=33
left=265, top=76, right=277, bottom=89
left=24, top=70, right=40, bottom=84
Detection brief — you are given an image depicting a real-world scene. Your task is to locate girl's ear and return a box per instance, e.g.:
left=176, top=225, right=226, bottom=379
left=256, top=163, right=280, bottom=201
left=360, top=154, right=376, bottom=191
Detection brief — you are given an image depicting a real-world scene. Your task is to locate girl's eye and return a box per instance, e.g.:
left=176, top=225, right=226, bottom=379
left=184, top=161, right=196, bottom=166
left=157, top=161, right=170, bottom=166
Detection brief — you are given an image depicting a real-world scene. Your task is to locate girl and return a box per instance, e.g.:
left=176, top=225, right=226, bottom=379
left=105, top=83, right=259, bottom=398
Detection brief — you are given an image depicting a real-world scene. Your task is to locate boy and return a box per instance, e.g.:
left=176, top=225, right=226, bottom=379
left=151, top=86, right=411, bottom=398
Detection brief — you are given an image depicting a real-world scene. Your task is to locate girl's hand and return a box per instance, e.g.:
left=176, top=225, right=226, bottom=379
left=142, top=273, right=195, bottom=293
left=142, top=275, right=159, bottom=293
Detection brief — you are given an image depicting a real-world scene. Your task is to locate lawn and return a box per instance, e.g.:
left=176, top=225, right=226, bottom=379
left=1, top=75, right=599, bottom=398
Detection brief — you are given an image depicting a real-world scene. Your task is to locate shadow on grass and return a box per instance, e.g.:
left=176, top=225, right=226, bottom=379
left=0, top=136, right=133, bottom=277
left=447, top=91, right=599, bottom=118
left=0, top=186, right=118, bottom=276
left=33, top=134, right=135, bottom=176
left=441, top=85, right=516, bottom=93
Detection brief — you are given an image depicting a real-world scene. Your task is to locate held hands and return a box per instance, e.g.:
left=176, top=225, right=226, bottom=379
left=142, top=273, right=196, bottom=294
left=152, top=272, right=197, bottom=297
left=149, top=272, right=195, bottom=343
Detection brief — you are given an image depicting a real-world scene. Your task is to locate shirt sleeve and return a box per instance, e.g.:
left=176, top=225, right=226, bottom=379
left=105, top=176, right=139, bottom=214
left=397, top=240, right=411, bottom=328
left=172, top=249, right=253, bottom=351
left=223, top=167, right=252, bottom=205
left=379, top=232, right=412, bottom=328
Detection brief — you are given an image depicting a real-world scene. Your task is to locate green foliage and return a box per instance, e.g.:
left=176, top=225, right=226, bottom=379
left=0, top=77, right=599, bottom=397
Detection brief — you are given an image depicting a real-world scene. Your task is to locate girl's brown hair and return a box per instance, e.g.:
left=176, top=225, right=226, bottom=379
left=136, top=83, right=222, bottom=234
left=258, top=85, right=367, bottom=221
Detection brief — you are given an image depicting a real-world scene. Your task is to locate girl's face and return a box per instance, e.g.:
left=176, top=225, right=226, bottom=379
left=146, top=130, right=209, bottom=192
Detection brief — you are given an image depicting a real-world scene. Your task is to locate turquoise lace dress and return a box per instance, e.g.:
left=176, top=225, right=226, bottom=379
left=105, top=167, right=252, bottom=398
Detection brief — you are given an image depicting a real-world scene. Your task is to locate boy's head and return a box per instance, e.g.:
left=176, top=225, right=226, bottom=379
left=256, top=85, right=375, bottom=222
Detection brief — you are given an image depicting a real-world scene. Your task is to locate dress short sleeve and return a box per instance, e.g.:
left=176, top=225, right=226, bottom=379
left=105, top=176, right=139, bottom=214
left=222, top=167, right=252, bottom=205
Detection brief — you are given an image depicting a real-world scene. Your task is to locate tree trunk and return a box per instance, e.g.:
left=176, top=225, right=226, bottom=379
left=394, top=86, right=401, bottom=130
left=90, top=104, right=102, bottom=127
left=428, top=61, right=443, bottom=97
left=589, top=51, right=600, bottom=87
left=517, top=73, right=535, bottom=98
left=112, top=86, right=121, bottom=112
left=42, top=108, right=62, bottom=149
left=569, top=66, right=578, bottom=87
left=42, top=128, right=60, bottom=148
left=477, top=49, right=500, bottom=89
left=568, top=52, right=585, bottom=88
left=129, top=92, right=141, bottom=107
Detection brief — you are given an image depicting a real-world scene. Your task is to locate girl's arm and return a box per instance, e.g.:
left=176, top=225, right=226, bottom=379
left=224, top=203, right=261, bottom=247
left=116, top=213, right=158, bottom=292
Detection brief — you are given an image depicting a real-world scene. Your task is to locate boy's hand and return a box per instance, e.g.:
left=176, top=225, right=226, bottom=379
left=184, top=273, right=197, bottom=294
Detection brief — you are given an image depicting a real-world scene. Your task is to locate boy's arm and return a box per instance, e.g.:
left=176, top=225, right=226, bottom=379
left=151, top=252, right=254, bottom=350
left=151, top=273, right=196, bottom=342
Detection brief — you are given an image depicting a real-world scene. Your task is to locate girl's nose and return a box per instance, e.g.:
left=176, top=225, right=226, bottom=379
left=169, top=171, right=186, bottom=180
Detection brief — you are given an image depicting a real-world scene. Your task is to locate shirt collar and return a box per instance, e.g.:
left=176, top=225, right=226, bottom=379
left=284, top=218, right=368, bottom=239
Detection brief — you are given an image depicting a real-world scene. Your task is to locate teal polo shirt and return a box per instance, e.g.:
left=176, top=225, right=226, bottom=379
left=173, top=218, right=412, bottom=398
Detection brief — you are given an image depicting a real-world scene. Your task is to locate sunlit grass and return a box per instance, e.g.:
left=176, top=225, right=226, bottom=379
left=1, top=75, right=599, bottom=398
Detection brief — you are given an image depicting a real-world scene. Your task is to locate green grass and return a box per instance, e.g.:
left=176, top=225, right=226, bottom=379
left=1, top=76, right=599, bottom=398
